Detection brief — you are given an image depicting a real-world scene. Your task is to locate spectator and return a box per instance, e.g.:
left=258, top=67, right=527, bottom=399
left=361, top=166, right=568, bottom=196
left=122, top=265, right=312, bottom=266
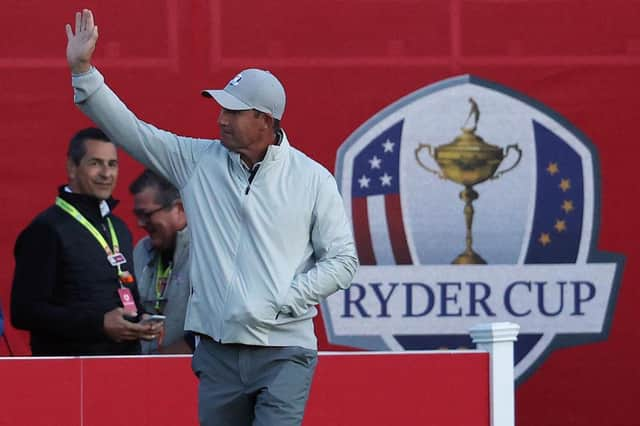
left=130, top=169, right=192, bottom=354
left=11, top=127, right=160, bottom=355
left=67, top=10, right=358, bottom=425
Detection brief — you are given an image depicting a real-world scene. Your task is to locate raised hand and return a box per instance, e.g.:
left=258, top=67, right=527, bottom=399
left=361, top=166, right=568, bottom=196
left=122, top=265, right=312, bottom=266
left=65, top=9, right=99, bottom=74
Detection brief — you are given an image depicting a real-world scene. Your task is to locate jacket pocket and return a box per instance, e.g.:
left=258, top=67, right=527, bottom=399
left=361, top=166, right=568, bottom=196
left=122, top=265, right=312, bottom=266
left=224, top=284, right=278, bottom=343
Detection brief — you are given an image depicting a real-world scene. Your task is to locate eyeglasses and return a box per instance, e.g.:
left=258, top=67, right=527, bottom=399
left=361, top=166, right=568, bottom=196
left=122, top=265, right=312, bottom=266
left=133, top=204, right=171, bottom=224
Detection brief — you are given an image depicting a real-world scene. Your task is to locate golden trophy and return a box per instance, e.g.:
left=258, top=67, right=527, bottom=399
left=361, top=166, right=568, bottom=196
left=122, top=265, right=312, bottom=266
left=415, top=98, right=522, bottom=264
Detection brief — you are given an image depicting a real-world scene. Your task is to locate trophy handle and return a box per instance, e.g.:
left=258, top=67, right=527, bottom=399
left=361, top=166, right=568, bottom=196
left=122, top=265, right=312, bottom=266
left=415, top=144, right=445, bottom=178
left=492, top=144, right=522, bottom=180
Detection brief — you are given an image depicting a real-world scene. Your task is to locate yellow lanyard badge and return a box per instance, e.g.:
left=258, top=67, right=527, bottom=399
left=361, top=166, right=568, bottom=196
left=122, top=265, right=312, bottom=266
left=55, top=197, right=133, bottom=285
left=154, top=259, right=173, bottom=312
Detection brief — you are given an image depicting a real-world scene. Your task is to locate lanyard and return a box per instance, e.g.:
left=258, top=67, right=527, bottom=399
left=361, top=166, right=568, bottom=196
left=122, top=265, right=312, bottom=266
left=55, top=197, right=132, bottom=284
left=56, top=197, right=119, bottom=254
left=155, top=259, right=173, bottom=311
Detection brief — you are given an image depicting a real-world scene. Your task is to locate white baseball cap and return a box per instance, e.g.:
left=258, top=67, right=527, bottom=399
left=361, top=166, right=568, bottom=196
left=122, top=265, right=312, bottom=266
left=202, top=68, right=286, bottom=120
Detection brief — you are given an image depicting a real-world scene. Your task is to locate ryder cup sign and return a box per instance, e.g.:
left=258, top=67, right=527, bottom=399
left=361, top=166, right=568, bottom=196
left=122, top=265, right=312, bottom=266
left=323, top=75, right=624, bottom=382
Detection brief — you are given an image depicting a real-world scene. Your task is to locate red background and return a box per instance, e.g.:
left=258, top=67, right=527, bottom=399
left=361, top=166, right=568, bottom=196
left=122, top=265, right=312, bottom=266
left=1, top=1, right=638, bottom=425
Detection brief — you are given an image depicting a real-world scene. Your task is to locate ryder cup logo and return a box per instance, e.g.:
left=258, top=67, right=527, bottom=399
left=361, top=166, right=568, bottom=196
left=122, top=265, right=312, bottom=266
left=323, top=75, right=625, bottom=383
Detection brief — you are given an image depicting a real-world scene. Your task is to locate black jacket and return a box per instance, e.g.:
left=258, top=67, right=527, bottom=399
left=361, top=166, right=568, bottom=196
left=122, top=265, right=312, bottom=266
left=11, top=187, right=141, bottom=356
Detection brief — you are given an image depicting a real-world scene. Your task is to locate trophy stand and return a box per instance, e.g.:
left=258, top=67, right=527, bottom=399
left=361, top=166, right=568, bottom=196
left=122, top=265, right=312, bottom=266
left=454, top=185, right=486, bottom=264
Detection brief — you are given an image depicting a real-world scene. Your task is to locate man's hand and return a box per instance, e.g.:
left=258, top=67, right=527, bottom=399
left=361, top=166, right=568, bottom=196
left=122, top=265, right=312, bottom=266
left=65, top=9, right=98, bottom=74
left=103, top=308, right=160, bottom=342
left=138, top=313, right=165, bottom=342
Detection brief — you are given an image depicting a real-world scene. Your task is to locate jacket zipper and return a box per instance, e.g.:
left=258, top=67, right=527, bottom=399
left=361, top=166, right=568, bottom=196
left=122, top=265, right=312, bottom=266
left=219, top=162, right=260, bottom=340
left=245, top=165, right=260, bottom=194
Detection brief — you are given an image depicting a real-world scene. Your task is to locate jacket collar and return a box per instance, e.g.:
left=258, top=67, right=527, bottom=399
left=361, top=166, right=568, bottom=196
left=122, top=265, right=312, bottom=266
left=228, top=129, right=290, bottom=171
left=57, top=185, right=119, bottom=222
left=262, top=129, right=289, bottom=163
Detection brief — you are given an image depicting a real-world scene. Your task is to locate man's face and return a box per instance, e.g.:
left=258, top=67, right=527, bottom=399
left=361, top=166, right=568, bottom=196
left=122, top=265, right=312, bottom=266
left=217, top=109, right=267, bottom=157
left=133, top=187, right=185, bottom=252
left=67, top=139, right=118, bottom=200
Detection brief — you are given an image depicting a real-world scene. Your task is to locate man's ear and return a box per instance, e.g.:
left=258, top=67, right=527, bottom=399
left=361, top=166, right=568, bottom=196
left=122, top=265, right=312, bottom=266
left=66, top=158, right=77, bottom=181
left=175, top=200, right=188, bottom=228
left=263, top=113, right=275, bottom=130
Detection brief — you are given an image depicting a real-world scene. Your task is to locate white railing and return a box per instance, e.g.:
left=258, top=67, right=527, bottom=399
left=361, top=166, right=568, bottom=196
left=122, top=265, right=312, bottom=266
left=470, top=322, right=520, bottom=426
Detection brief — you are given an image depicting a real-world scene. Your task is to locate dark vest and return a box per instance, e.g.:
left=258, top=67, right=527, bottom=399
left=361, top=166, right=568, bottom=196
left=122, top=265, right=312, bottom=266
left=21, top=189, right=140, bottom=355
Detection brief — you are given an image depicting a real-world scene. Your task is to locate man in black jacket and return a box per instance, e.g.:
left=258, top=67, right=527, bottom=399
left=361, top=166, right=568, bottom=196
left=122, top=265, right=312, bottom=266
left=11, top=127, right=159, bottom=356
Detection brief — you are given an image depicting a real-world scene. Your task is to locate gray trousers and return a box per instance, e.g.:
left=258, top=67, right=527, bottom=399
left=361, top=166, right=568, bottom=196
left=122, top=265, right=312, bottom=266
left=191, top=337, right=318, bottom=426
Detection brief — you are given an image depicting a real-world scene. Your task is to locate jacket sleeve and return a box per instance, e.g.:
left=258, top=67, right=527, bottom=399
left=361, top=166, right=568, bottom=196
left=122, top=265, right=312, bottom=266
left=72, top=67, right=213, bottom=190
left=10, top=222, right=105, bottom=339
left=283, top=175, right=359, bottom=316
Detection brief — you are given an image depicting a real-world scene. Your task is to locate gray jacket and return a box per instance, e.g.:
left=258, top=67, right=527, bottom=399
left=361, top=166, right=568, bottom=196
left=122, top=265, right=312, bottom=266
left=73, top=67, right=359, bottom=349
left=134, top=227, right=191, bottom=354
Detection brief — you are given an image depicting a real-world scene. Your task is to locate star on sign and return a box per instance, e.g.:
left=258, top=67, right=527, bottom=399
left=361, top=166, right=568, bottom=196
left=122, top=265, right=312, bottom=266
left=358, top=174, right=371, bottom=188
left=369, top=155, right=382, bottom=169
left=554, top=219, right=567, bottom=232
left=538, top=232, right=552, bottom=246
left=547, top=162, right=559, bottom=175
left=559, top=178, right=571, bottom=192
left=382, top=139, right=395, bottom=153
left=380, top=173, right=393, bottom=186
left=561, top=200, right=574, bottom=214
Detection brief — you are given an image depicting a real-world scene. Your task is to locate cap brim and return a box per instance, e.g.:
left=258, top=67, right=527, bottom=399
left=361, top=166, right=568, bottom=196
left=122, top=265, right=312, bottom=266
left=201, top=89, right=251, bottom=111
